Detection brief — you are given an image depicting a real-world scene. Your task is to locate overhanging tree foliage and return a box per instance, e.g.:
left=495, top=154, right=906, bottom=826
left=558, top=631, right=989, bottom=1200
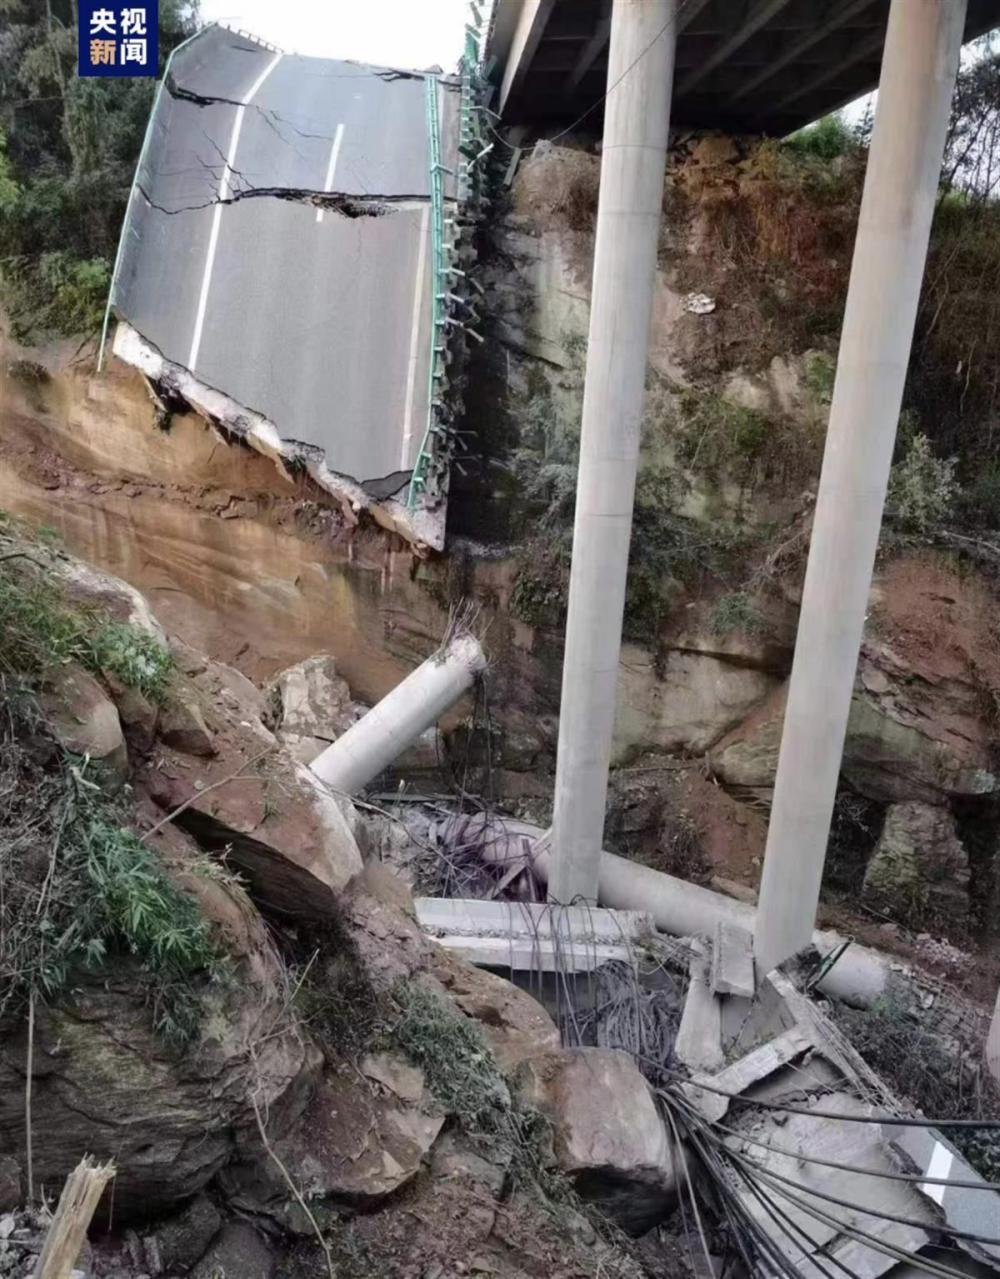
left=0, top=0, right=197, bottom=340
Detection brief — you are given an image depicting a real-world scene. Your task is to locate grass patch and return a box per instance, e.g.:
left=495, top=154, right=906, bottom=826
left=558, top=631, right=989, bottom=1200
left=0, top=563, right=174, bottom=702
left=388, top=982, right=564, bottom=1195
left=389, top=982, right=513, bottom=1149
left=0, top=689, right=225, bottom=1043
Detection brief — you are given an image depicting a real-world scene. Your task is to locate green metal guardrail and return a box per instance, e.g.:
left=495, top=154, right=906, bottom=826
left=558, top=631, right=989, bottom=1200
left=406, top=3, right=487, bottom=511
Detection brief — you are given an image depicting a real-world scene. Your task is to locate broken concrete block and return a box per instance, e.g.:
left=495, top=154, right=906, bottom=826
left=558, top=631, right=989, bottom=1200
left=675, top=947, right=724, bottom=1074
left=685, top=1024, right=814, bottom=1123
left=711, top=921, right=755, bottom=999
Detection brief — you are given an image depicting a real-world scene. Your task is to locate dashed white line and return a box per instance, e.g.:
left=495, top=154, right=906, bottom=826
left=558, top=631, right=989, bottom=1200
left=316, top=122, right=345, bottom=223
left=188, top=50, right=283, bottom=372
left=400, top=204, right=431, bottom=470
left=922, top=1140, right=953, bottom=1206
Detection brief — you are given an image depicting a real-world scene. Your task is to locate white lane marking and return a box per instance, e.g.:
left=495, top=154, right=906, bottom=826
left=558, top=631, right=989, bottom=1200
left=316, top=122, right=345, bottom=223
left=188, top=50, right=283, bottom=371
left=922, top=1140, right=953, bottom=1206
left=400, top=204, right=431, bottom=470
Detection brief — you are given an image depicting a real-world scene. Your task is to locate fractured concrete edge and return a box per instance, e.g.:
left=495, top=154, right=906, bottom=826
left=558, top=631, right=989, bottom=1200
left=675, top=946, right=725, bottom=1074
left=683, top=1024, right=815, bottom=1125
left=711, top=920, right=755, bottom=999
left=414, top=897, right=653, bottom=974
left=111, top=321, right=446, bottom=551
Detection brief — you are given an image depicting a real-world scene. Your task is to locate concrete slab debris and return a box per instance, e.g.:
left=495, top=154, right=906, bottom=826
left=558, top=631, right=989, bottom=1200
left=711, top=920, right=755, bottom=999
left=685, top=1024, right=816, bottom=1124
left=674, top=945, right=725, bottom=1074
left=414, top=898, right=653, bottom=974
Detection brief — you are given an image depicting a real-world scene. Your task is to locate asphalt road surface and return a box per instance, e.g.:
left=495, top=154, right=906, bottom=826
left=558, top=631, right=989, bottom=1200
left=113, top=24, right=460, bottom=489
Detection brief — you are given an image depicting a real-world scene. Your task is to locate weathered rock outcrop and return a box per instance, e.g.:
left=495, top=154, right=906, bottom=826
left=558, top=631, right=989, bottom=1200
left=863, top=801, right=970, bottom=926
left=515, top=1047, right=681, bottom=1233
left=711, top=644, right=998, bottom=808
left=224, top=1053, right=445, bottom=1218
left=0, top=863, right=321, bottom=1219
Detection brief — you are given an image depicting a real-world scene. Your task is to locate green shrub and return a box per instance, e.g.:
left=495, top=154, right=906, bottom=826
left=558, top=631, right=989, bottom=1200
left=886, top=433, right=959, bottom=532
left=804, top=351, right=836, bottom=404
left=785, top=113, right=857, bottom=161
left=673, top=390, right=774, bottom=483
left=0, top=697, right=224, bottom=1043
left=709, top=591, right=762, bottom=636
left=0, top=565, right=173, bottom=702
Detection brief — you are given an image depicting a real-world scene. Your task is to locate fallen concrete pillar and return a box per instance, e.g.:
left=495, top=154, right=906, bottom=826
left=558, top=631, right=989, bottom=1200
left=466, top=818, right=891, bottom=1006
left=753, top=0, right=968, bottom=976
left=309, top=631, right=486, bottom=794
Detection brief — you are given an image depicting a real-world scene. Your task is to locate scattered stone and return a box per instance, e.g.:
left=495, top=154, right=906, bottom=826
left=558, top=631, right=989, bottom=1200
left=103, top=670, right=158, bottom=749
left=684, top=292, right=716, bottom=314
left=39, top=662, right=128, bottom=787
left=158, top=688, right=216, bottom=756
left=515, top=1047, right=681, bottom=1233
left=431, top=1131, right=506, bottom=1196
left=426, top=947, right=561, bottom=1074
left=191, top=1222, right=274, bottom=1279
left=151, top=1195, right=222, bottom=1273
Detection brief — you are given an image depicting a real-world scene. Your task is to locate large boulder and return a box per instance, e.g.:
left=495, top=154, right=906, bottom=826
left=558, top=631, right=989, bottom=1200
left=143, top=701, right=363, bottom=916
left=266, top=653, right=361, bottom=765
left=515, top=1048, right=681, bottom=1233
left=286, top=1055, right=443, bottom=1203
left=862, top=801, right=970, bottom=926
left=220, top=1053, right=445, bottom=1226
left=0, top=857, right=321, bottom=1220
left=39, top=662, right=128, bottom=787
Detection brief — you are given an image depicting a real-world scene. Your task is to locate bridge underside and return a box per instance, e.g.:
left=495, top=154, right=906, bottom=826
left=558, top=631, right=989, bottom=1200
left=491, top=0, right=999, bottom=136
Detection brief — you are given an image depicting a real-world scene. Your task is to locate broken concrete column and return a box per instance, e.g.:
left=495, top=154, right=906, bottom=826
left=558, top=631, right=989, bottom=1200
left=309, top=631, right=486, bottom=795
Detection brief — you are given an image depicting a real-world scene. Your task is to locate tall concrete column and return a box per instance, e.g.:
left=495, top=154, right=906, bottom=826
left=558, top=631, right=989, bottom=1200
left=754, top=0, right=967, bottom=975
left=988, top=987, right=1000, bottom=1087
left=549, top=0, right=676, bottom=904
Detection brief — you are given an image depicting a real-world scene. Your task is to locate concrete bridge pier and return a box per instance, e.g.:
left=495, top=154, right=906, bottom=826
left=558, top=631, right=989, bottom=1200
left=753, top=0, right=968, bottom=975
left=548, top=0, right=676, bottom=905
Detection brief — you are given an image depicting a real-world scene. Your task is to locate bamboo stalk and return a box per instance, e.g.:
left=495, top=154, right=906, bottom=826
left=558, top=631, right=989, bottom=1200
left=32, top=1157, right=115, bottom=1279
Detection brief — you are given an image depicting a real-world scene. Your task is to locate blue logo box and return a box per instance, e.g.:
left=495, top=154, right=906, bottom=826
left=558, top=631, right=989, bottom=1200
left=79, top=1, right=158, bottom=76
